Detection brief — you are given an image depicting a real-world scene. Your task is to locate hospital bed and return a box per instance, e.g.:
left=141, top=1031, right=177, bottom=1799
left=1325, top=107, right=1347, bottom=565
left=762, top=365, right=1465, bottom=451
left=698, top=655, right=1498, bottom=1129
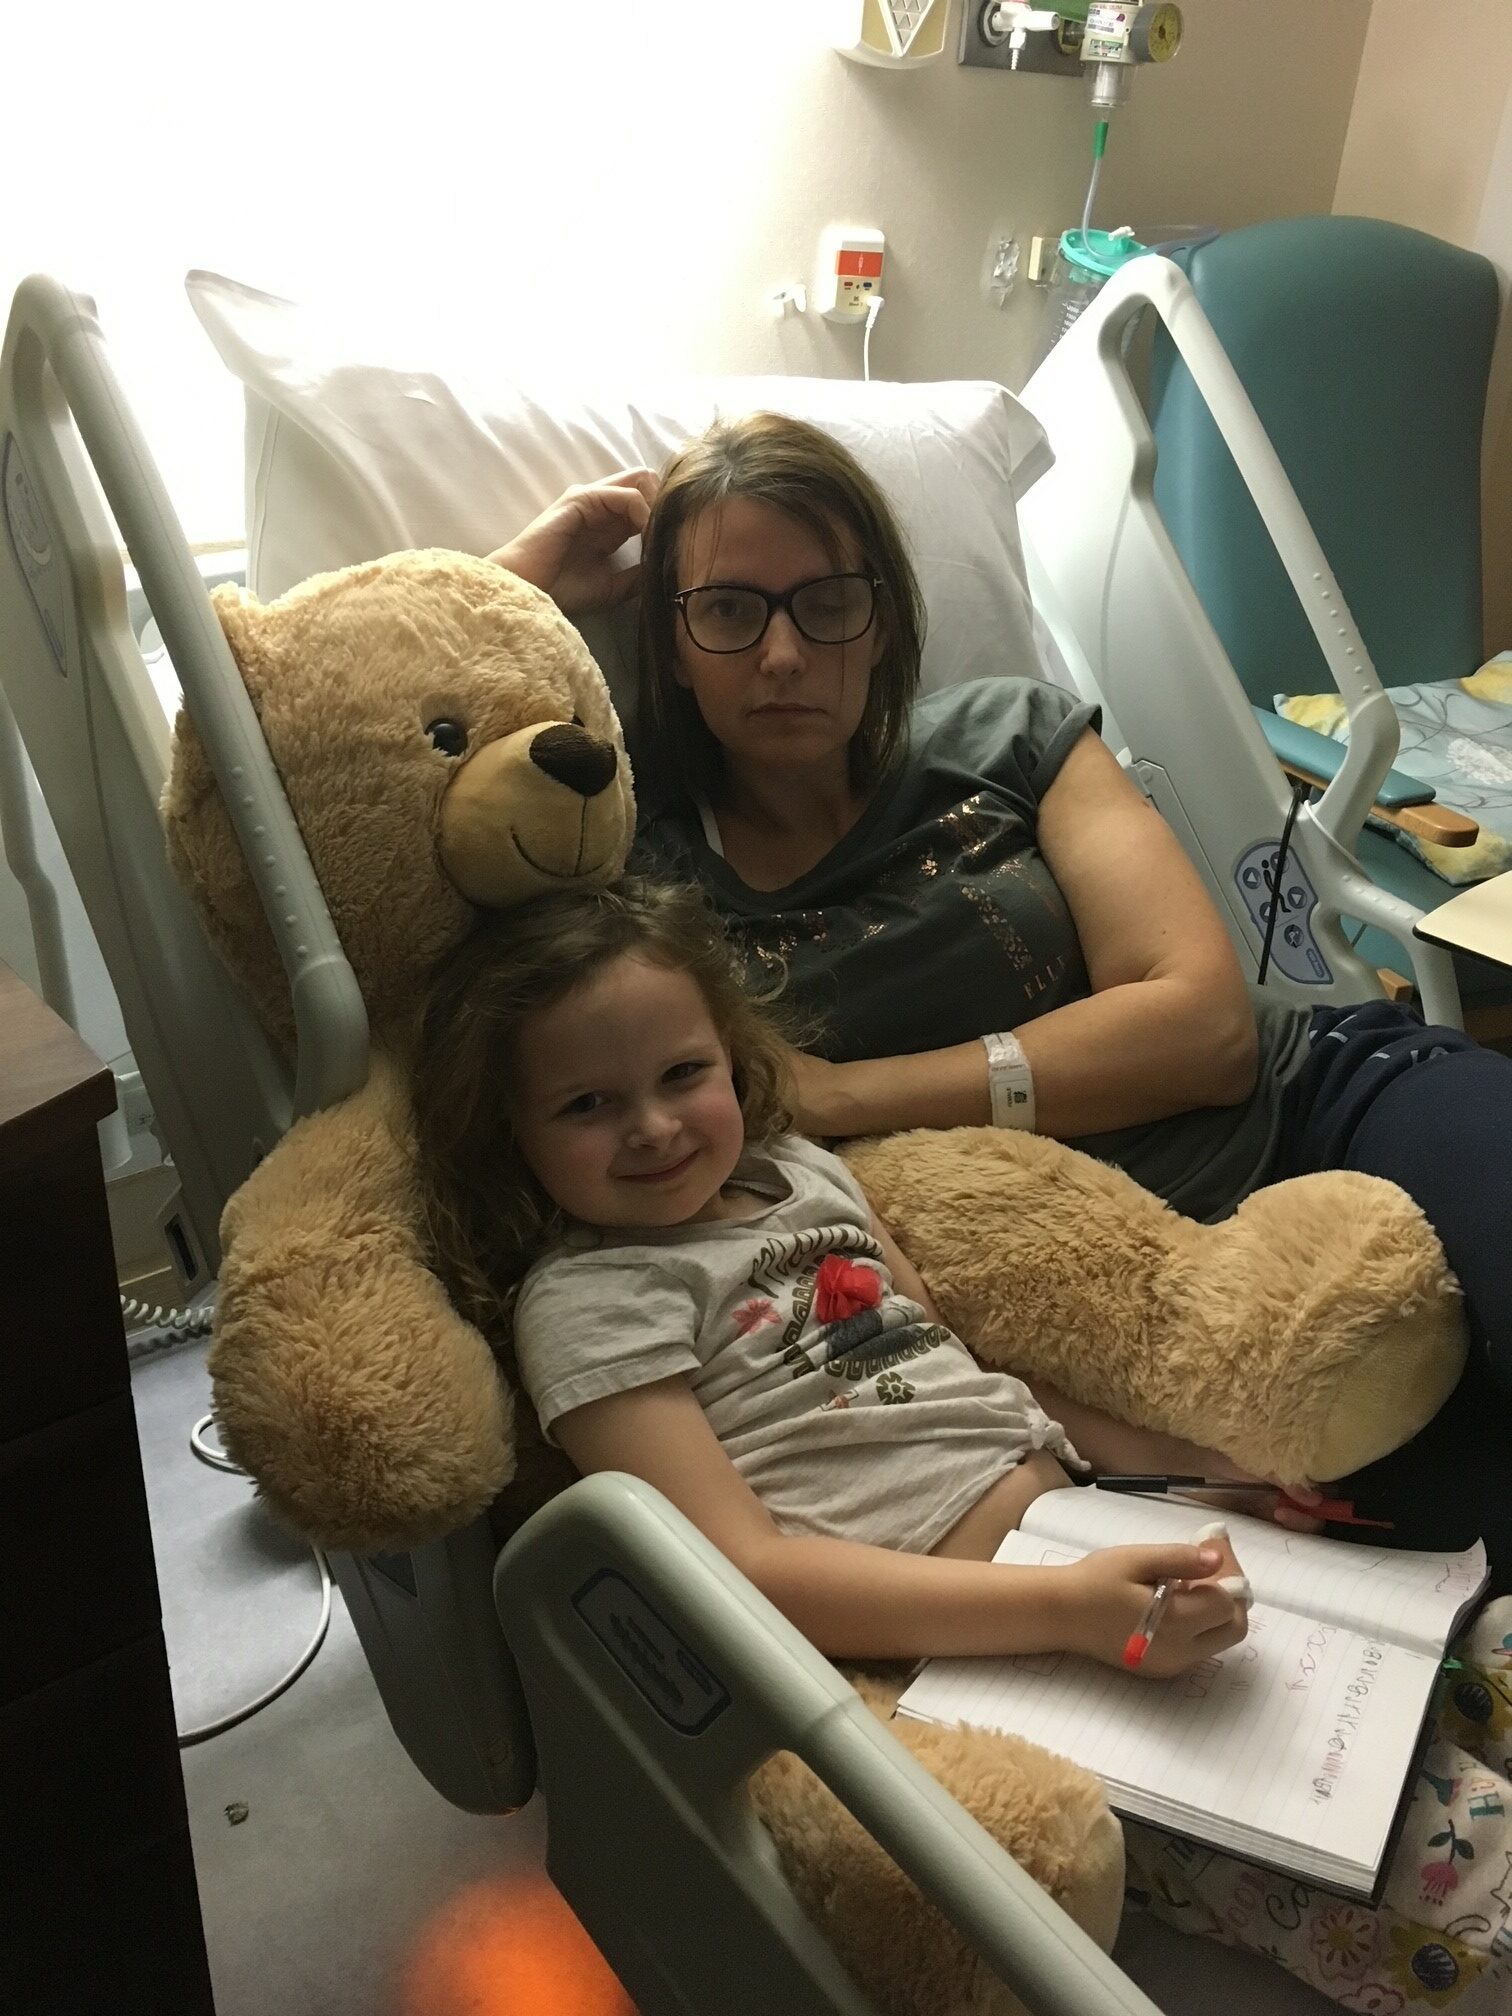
left=0, top=263, right=1470, bottom=2015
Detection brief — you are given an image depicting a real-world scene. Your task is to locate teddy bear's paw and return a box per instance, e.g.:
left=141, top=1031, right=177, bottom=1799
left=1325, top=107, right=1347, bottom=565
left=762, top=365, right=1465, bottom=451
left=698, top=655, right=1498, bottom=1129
left=1197, top=1171, right=1467, bottom=1481
left=209, top=1249, right=514, bottom=1551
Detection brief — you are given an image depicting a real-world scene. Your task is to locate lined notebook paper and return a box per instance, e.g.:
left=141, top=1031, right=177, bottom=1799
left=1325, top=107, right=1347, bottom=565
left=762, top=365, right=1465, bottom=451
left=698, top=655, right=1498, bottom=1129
left=896, top=1490, right=1487, bottom=1900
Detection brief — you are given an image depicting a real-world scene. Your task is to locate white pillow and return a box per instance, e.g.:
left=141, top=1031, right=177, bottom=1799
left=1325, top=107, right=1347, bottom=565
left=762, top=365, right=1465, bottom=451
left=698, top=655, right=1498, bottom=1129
left=186, top=269, right=1062, bottom=725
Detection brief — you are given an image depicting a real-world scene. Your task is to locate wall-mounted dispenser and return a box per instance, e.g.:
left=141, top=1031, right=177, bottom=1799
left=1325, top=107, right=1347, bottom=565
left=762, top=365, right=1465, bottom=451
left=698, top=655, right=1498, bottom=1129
left=831, top=0, right=952, bottom=67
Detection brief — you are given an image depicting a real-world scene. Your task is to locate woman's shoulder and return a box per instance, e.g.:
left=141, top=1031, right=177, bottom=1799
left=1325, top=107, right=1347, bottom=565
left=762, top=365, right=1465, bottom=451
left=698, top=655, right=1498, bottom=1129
left=912, top=674, right=1092, bottom=743
left=904, top=677, right=1100, bottom=802
left=629, top=799, right=704, bottom=882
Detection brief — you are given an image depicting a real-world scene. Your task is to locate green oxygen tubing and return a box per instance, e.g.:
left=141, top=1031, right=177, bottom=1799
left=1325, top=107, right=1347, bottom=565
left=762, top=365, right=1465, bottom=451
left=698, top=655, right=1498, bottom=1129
left=1082, top=117, right=1110, bottom=234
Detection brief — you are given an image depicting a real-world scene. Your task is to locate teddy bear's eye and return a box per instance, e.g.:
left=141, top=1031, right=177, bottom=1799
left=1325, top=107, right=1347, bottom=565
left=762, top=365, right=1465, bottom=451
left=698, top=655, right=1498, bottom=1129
left=426, top=718, right=468, bottom=758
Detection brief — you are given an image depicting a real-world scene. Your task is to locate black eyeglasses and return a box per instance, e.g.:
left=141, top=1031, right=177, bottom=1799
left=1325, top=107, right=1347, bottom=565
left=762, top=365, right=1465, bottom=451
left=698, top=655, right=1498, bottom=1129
left=672, top=573, right=880, bottom=654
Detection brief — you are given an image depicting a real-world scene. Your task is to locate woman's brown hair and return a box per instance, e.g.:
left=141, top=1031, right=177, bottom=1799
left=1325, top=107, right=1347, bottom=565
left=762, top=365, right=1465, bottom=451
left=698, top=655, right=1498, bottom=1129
left=636, top=411, right=926, bottom=804
left=413, top=876, right=792, bottom=1331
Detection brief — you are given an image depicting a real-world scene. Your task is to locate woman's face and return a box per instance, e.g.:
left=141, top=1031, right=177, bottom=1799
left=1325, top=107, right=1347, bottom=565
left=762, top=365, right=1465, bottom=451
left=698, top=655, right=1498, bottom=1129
left=672, top=497, right=883, bottom=785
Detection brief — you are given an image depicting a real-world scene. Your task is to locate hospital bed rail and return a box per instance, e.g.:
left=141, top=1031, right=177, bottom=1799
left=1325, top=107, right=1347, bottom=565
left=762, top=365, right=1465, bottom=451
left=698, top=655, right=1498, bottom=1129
left=1018, top=255, right=1463, bottom=1031
left=0, top=274, right=1162, bottom=2016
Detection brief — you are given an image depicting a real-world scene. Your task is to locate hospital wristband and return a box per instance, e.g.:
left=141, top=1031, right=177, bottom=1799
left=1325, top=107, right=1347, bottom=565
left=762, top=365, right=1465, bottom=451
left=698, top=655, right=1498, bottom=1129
left=982, top=1030, right=1035, bottom=1132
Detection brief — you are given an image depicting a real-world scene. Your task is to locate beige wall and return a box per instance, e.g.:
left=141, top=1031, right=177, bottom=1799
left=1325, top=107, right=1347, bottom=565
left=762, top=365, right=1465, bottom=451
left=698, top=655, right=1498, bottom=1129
left=1334, top=0, right=1512, bottom=648
left=6, top=0, right=1370, bottom=545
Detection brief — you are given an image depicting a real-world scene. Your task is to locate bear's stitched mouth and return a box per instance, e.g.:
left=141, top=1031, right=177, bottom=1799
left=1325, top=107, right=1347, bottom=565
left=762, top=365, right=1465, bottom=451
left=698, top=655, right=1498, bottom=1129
left=510, top=827, right=614, bottom=883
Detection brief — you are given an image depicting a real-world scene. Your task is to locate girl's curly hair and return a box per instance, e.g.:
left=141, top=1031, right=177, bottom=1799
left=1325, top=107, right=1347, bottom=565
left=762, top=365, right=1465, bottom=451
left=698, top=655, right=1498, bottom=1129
left=413, top=875, right=792, bottom=1332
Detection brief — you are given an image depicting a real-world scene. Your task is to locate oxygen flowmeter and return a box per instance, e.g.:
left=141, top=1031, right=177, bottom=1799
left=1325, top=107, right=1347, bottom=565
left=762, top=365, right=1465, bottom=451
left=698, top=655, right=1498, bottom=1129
left=964, top=2, right=1182, bottom=101
left=1080, top=2, right=1182, bottom=106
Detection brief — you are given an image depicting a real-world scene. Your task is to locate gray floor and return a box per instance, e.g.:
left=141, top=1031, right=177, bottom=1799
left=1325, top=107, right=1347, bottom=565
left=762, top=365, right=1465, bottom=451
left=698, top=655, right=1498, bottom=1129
left=133, top=1341, right=1337, bottom=2016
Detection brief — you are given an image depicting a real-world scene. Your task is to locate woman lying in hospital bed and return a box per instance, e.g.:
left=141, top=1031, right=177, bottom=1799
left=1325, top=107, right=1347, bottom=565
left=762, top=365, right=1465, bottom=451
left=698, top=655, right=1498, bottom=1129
left=452, top=411, right=1512, bottom=2010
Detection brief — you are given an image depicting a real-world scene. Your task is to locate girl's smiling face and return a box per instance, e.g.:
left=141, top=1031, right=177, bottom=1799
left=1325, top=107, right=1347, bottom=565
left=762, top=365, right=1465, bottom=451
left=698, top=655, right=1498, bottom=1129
left=511, top=952, right=747, bottom=1230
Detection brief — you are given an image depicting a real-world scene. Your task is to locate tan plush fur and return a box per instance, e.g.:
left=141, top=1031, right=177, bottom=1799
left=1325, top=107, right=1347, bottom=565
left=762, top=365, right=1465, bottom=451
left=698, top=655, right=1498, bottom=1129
left=164, top=547, right=1467, bottom=2007
left=842, top=1128, right=1467, bottom=1475
left=164, top=551, right=632, bottom=1053
left=751, top=1675, right=1124, bottom=2016
left=842, top=1128, right=1466, bottom=1483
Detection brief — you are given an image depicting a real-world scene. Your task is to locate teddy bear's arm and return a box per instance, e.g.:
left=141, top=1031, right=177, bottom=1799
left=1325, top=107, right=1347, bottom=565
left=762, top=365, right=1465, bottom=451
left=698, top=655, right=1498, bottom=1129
left=209, top=1048, right=513, bottom=1552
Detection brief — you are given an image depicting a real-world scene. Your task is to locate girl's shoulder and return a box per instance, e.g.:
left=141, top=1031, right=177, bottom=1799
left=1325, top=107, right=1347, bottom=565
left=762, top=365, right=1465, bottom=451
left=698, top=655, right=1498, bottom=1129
left=514, top=1238, right=701, bottom=1328
left=760, top=1132, right=871, bottom=1219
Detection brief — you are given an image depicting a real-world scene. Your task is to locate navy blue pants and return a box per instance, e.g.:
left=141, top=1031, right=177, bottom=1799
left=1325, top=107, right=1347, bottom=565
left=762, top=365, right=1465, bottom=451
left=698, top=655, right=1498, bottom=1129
left=1274, top=1001, right=1512, bottom=1589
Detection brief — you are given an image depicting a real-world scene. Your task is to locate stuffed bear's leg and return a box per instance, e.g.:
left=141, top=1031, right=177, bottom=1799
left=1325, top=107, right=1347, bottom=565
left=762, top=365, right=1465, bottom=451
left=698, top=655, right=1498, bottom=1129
left=844, top=1129, right=1465, bottom=1487
left=748, top=1674, right=1124, bottom=2016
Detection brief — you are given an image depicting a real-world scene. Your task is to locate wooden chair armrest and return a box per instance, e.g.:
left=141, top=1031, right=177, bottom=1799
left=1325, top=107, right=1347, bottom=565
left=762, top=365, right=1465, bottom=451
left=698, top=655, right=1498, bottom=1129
left=1278, top=759, right=1481, bottom=849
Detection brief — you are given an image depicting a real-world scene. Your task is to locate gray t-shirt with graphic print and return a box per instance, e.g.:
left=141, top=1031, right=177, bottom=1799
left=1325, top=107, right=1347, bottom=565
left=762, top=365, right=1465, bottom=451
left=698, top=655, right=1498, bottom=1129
left=634, top=678, right=1313, bottom=1222
left=513, top=1133, right=1080, bottom=1555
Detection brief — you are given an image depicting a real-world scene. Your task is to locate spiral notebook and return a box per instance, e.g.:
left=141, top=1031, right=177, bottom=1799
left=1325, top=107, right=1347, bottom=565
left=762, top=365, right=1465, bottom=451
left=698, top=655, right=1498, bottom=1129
left=896, top=1489, right=1487, bottom=1901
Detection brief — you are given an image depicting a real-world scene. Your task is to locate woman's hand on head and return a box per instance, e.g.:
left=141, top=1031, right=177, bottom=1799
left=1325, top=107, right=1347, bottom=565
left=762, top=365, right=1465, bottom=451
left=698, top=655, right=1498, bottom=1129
left=1062, top=1540, right=1250, bottom=1679
left=487, top=469, right=659, bottom=618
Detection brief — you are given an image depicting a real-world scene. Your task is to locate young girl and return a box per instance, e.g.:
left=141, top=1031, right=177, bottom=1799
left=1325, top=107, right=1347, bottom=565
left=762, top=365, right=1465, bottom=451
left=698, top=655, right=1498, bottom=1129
left=414, top=876, right=1249, bottom=1677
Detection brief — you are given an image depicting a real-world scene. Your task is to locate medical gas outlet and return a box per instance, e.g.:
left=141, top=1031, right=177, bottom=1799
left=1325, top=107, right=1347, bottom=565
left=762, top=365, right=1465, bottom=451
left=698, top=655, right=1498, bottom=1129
left=818, top=228, right=885, bottom=323
left=964, top=3, right=1182, bottom=98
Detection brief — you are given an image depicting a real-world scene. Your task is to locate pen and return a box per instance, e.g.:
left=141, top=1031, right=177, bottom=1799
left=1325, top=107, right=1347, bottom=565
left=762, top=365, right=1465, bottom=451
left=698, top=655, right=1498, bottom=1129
left=1122, top=1579, right=1174, bottom=1670
left=1094, top=1475, right=1395, bottom=1530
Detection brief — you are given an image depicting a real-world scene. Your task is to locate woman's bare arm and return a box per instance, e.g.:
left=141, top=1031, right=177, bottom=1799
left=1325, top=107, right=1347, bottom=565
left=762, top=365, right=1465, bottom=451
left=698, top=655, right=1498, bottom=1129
left=785, top=730, right=1259, bottom=1141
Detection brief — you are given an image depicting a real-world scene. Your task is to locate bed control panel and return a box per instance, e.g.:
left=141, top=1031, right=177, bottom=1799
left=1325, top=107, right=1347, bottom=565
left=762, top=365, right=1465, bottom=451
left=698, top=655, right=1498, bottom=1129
left=1233, top=839, right=1332, bottom=986
left=3, top=437, right=69, bottom=679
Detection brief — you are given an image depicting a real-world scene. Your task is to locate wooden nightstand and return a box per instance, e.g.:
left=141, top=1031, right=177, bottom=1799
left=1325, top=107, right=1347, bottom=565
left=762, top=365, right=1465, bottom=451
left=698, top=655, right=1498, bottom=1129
left=0, top=961, right=216, bottom=2014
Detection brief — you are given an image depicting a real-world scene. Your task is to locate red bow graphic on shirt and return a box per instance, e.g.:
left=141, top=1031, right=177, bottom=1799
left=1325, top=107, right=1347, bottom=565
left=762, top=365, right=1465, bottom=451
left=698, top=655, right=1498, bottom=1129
left=814, top=1254, right=883, bottom=1325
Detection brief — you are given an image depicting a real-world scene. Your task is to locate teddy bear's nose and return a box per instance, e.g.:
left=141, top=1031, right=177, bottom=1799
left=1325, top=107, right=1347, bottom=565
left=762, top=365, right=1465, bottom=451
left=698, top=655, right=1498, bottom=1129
left=527, top=723, right=618, bottom=800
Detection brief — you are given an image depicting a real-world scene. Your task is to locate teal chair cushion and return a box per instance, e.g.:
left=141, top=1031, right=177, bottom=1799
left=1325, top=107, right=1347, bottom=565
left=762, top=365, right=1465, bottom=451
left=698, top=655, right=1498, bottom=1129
left=1149, top=216, right=1499, bottom=708
left=1148, top=216, right=1507, bottom=1009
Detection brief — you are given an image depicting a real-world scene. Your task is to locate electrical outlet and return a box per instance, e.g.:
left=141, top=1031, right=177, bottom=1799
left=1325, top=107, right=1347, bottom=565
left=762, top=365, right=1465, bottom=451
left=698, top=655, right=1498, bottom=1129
left=116, top=1064, right=156, bottom=1143
left=1027, top=234, right=1062, bottom=283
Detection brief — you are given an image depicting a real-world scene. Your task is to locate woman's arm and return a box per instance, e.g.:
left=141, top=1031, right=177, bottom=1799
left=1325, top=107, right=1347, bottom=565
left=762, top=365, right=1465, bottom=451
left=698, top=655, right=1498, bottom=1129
left=553, top=1375, right=1243, bottom=1672
left=487, top=470, right=659, bottom=616
left=786, top=730, right=1259, bottom=1141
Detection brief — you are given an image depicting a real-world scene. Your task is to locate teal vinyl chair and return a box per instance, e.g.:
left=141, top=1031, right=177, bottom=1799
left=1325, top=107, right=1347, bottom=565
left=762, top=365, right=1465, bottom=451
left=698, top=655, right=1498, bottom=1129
left=1148, top=214, right=1508, bottom=1020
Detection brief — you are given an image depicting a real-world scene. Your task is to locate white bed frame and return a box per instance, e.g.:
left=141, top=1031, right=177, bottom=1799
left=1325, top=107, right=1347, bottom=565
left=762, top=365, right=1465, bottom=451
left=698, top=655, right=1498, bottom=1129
left=1018, top=255, right=1462, bottom=1032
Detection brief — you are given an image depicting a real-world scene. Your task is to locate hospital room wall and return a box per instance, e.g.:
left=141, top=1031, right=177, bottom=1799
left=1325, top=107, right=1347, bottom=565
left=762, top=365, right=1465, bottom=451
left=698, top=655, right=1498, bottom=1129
left=1333, top=1, right=1512, bottom=651
left=4, top=0, right=1371, bottom=554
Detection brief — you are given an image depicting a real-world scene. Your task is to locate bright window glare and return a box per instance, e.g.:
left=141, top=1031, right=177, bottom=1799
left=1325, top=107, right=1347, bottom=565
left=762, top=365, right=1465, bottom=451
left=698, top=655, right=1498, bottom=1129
left=5, top=2, right=841, bottom=544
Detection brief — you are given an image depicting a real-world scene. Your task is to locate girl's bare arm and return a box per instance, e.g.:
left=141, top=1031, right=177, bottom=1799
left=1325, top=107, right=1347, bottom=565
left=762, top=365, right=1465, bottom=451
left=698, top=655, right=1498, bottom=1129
left=553, top=1376, right=1241, bottom=1674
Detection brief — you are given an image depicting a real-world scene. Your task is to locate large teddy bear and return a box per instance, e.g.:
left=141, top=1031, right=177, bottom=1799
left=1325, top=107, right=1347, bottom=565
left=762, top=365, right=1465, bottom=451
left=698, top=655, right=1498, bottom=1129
left=163, top=548, right=1466, bottom=2015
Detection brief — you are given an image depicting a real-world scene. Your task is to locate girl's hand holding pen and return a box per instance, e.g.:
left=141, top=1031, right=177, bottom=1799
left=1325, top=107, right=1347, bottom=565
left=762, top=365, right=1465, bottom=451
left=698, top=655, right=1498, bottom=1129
left=1065, top=1529, right=1251, bottom=1679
